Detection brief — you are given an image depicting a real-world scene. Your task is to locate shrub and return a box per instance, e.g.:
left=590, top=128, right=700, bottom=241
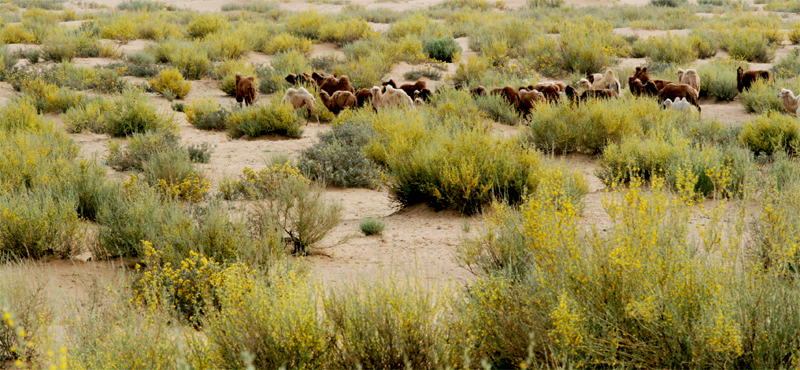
left=106, top=130, right=181, bottom=171
left=790, top=25, right=800, bottom=45
left=0, top=264, right=55, bottom=367
left=740, top=111, right=800, bottom=156
left=0, top=188, right=80, bottom=260
left=556, top=19, right=621, bottom=74
left=318, top=17, right=374, bottom=46
left=64, top=98, right=113, bottom=133
left=142, top=149, right=208, bottom=202
left=297, top=120, right=382, bottom=188
left=650, top=0, right=686, bottom=6
left=526, top=96, right=664, bottom=154
left=0, top=46, right=17, bottom=78
left=283, top=10, right=324, bottom=39
left=219, top=163, right=310, bottom=200
left=690, top=30, right=719, bottom=59
left=187, top=143, right=214, bottom=163
left=204, top=265, right=328, bottom=369
left=99, top=15, right=137, bottom=43
left=214, top=59, right=256, bottom=95
left=424, top=37, right=461, bottom=63
left=203, top=29, right=254, bottom=61
left=117, top=0, right=163, bottom=11
left=251, top=177, right=342, bottom=255
left=721, top=28, right=774, bottom=63
left=149, top=68, right=191, bottom=100
left=227, top=99, right=304, bottom=139
left=453, top=55, right=489, bottom=88
left=740, top=80, right=798, bottom=115
left=103, top=89, right=177, bottom=137
left=122, top=51, right=161, bottom=77
left=474, top=94, right=520, bottom=125
left=186, top=13, right=226, bottom=39
left=185, top=97, right=220, bottom=125
left=173, top=47, right=211, bottom=80
left=403, top=68, right=442, bottom=81
left=324, top=279, right=445, bottom=369
left=72, top=158, right=116, bottom=222
left=359, top=217, right=386, bottom=235
left=261, top=33, right=312, bottom=55
left=696, top=58, right=746, bottom=101
left=635, top=34, right=697, bottom=64
left=1, top=25, right=35, bottom=44
left=20, top=78, right=86, bottom=114
left=772, top=48, right=800, bottom=79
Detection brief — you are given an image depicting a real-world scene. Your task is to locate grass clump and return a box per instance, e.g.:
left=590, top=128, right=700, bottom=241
left=297, top=120, right=382, bottom=189
left=149, top=68, right=191, bottom=100
left=227, top=99, right=304, bottom=139
left=739, top=111, right=800, bottom=156
left=359, top=217, right=386, bottom=235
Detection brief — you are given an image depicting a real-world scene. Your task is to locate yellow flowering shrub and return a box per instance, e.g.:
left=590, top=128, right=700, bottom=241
left=219, top=162, right=309, bottom=200
left=149, top=68, right=191, bottom=100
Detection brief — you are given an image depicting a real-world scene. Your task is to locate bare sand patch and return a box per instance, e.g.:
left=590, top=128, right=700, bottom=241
left=310, top=42, right=345, bottom=59
left=612, top=27, right=691, bottom=38
left=99, top=39, right=154, bottom=55
left=246, top=51, right=272, bottom=65
left=72, top=57, right=118, bottom=67
left=367, top=22, right=391, bottom=33
left=700, top=99, right=750, bottom=125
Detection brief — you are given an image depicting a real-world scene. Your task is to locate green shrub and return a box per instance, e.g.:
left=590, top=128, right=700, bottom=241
left=227, top=99, right=304, bottom=139
left=214, top=59, right=256, bottom=95
left=690, top=30, right=719, bottom=59
left=204, top=266, right=328, bottom=369
left=149, top=68, right=191, bottom=100
left=696, top=58, right=746, bottom=101
left=403, top=68, right=442, bottom=81
left=790, top=25, right=800, bottom=45
left=387, top=13, right=449, bottom=41
left=318, top=17, right=374, bottom=46
left=99, top=15, right=137, bottom=43
left=106, top=130, right=180, bottom=171
left=117, top=0, right=163, bottom=11
left=103, top=89, right=177, bottom=137
left=173, top=47, right=211, bottom=80
left=324, top=279, right=445, bottom=369
left=635, top=34, right=697, bottom=64
left=740, top=80, right=798, bottom=115
left=740, top=111, right=800, bottom=155
left=1, top=25, right=35, bottom=44
left=424, top=37, right=461, bottom=63
left=722, top=28, right=775, bottom=63
left=203, top=29, right=254, bottom=61
left=261, top=32, right=312, bottom=55
left=283, top=10, right=324, bottom=39
left=142, top=149, right=209, bottom=202
left=64, top=98, right=113, bottom=133
left=297, top=120, right=382, bottom=188
left=72, top=158, right=116, bottom=222
left=187, top=143, right=214, bottom=163
left=186, top=13, right=226, bottom=39
left=219, top=163, right=310, bottom=200
left=452, top=55, right=489, bottom=88
left=526, top=96, right=664, bottom=154
left=650, top=0, right=686, bottom=6
left=336, top=52, right=392, bottom=90
left=251, top=177, right=342, bottom=255
left=359, top=217, right=386, bottom=235
left=772, top=48, right=800, bottom=79
left=0, top=263, right=54, bottom=366
left=20, top=78, right=86, bottom=114
left=474, top=94, right=520, bottom=125
left=0, top=188, right=80, bottom=260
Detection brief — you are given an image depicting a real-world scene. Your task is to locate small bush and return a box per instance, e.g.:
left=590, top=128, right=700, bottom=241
left=143, top=150, right=209, bottom=202
left=403, top=68, right=442, bottom=81
left=424, top=37, right=461, bottom=63
left=359, top=217, right=386, bottom=235
left=261, top=33, right=312, bottom=55
left=740, top=111, right=800, bottom=156
left=103, top=89, right=177, bottom=137
left=0, top=188, right=80, bottom=260
left=63, top=98, right=113, bottom=133
left=284, top=10, right=324, bottom=39
left=227, top=99, right=304, bottom=139
left=219, top=163, right=309, bottom=200
left=297, top=120, right=382, bottom=188
left=0, top=264, right=53, bottom=364
left=203, top=29, right=254, bottom=61
left=117, top=0, right=163, bottom=11
left=740, top=80, right=797, bottom=115
left=722, top=28, right=775, bottom=63
left=772, top=48, right=800, bottom=79
left=149, top=68, right=191, bottom=100
left=690, top=30, right=719, bottom=59
left=318, top=17, right=374, bottom=46
left=106, top=130, right=180, bottom=171
left=475, top=94, right=520, bottom=125
left=696, top=58, right=746, bottom=101
left=650, top=0, right=686, bottom=6
left=187, top=143, right=214, bottom=163
left=99, top=15, right=137, bottom=43
left=186, top=14, right=226, bottom=39
left=173, top=47, right=211, bottom=80
left=634, top=34, right=697, bottom=64
left=251, top=177, right=342, bottom=255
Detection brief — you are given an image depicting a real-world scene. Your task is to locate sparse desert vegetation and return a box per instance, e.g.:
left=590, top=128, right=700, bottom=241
left=4, top=0, right=800, bottom=368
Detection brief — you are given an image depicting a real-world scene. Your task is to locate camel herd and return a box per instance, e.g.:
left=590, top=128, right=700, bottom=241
left=229, top=64, right=794, bottom=124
